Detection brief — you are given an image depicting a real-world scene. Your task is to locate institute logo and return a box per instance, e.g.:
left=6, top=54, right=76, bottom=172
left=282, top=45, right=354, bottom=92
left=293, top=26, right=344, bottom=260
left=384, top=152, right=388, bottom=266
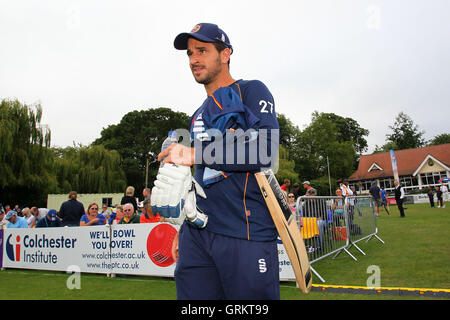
left=6, top=234, right=21, bottom=262
left=146, top=224, right=177, bottom=267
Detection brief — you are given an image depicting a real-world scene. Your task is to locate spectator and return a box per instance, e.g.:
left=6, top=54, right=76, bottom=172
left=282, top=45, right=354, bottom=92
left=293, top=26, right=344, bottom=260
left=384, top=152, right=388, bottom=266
left=440, top=183, right=448, bottom=208
left=139, top=187, right=164, bottom=223
left=80, top=203, right=106, bottom=226
left=0, top=210, right=7, bottom=229
left=13, top=205, right=22, bottom=217
left=30, top=207, right=48, bottom=221
left=302, top=181, right=312, bottom=195
left=110, top=205, right=124, bottom=225
left=119, top=203, right=140, bottom=224
left=35, top=209, right=62, bottom=228
left=302, top=188, right=326, bottom=253
left=291, top=183, right=300, bottom=200
left=351, top=186, right=363, bottom=217
left=340, top=179, right=354, bottom=222
left=380, top=187, right=390, bottom=215
left=59, top=191, right=85, bottom=226
left=100, top=204, right=110, bottom=218
left=140, top=209, right=164, bottom=223
left=121, top=186, right=138, bottom=213
left=142, top=187, right=151, bottom=207
left=4, top=210, right=28, bottom=228
left=427, top=187, right=435, bottom=208
left=369, top=182, right=381, bottom=216
left=287, top=192, right=296, bottom=212
left=280, top=179, right=290, bottom=192
left=436, top=186, right=443, bottom=208
left=331, top=188, right=345, bottom=226
left=340, top=179, right=353, bottom=197
left=21, top=207, right=35, bottom=228
left=394, top=180, right=406, bottom=218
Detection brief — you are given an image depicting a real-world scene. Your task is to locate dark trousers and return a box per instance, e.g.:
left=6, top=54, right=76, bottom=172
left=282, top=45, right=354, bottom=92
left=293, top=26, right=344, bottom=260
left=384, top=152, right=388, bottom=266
left=428, top=195, right=434, bottom=207
left=175, top=223, right=280, bottom=300
left=396, top=198, right=405, bottom=217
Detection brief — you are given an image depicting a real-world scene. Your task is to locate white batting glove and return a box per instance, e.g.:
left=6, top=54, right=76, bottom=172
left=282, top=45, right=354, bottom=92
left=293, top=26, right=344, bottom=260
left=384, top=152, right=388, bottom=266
left=151, top=163, right=208, bottom=228
left=184, top=178, right=208, bottom=228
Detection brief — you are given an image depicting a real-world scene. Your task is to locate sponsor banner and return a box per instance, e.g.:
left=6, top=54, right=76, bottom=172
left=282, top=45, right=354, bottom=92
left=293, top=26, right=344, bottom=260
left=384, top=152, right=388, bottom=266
left=277, top=238, right=295, bottom=281
left=390, top=150, right=399, bottom=182
left=2, top=227, right=81, bottom=272
left=2, top=224, right=295, bottom=280
left=110, top=223, right=179, bottom=276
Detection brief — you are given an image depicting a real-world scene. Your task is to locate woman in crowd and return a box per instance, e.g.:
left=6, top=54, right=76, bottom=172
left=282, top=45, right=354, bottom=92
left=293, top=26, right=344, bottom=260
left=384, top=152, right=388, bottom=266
left=120, top=186, right=138, bottom=213
left=80, top=203, right=106, bottom=226
left=331, top=188, right=345, bottom=226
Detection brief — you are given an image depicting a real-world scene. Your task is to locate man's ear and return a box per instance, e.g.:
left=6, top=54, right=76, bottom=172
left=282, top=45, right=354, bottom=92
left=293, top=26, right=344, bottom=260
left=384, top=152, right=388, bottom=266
left=221, top=47, right=231, bottom=64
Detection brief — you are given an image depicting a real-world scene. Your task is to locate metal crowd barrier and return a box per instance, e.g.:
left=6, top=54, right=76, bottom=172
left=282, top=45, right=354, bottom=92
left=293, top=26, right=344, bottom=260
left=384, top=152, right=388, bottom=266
left=295, top=195, right=385, bottom=283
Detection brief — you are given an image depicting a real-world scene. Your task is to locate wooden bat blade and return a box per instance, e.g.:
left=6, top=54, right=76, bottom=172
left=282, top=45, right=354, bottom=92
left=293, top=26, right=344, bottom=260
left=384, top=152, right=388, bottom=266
left=255, top=170, right=312, bottom=293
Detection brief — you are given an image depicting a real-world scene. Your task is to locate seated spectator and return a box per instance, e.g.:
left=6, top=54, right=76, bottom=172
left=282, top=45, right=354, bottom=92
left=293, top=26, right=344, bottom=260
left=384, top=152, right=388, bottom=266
left=22, top=207, right=36, bottom=228
left=288, top=192, right=297, bottom=212
left=119, top=203, right=140, bottom=224
left=100, top=204, right=110, bottom=218
left=80, top=203, right=106, bottom=226
left=331, top=188, right=345, bottom=225
left=303, top=188, right=327, bottom=253
left=109, top=205, right=124, bottom=225
left=35, top=209, right=62, bottom=228
left=140, top=205, right=164, bottom=223
left=0, top=210, right=8, bottom=229
left=30, top=207, right=49, bottom=220
left=4, top=210, right=28, bottom=228
left=13, top=205, right=22, bottom=217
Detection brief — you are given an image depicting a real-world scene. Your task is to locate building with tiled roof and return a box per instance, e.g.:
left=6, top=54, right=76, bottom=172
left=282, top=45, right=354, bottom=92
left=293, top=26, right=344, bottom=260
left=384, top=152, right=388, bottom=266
left=349, top=143, right=450, bottom=192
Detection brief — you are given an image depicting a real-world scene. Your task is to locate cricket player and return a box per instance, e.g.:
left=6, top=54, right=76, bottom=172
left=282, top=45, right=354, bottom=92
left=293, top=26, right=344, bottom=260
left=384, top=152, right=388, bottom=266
left=158, top=23, right=280, bottom=299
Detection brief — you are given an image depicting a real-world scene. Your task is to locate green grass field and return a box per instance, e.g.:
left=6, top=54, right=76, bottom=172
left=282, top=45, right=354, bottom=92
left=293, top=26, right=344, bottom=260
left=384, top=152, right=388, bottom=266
left=1, top=203, right=449, bottom=300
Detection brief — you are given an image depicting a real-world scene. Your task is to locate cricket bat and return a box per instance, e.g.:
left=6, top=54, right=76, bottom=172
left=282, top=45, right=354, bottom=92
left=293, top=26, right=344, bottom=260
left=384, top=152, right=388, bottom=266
left=255, top=169, right=312, bottom=293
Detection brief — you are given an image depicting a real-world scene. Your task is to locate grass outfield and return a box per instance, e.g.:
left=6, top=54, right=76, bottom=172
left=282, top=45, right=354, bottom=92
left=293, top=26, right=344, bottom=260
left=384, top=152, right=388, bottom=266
left=0, top=203, right=449, bottom=300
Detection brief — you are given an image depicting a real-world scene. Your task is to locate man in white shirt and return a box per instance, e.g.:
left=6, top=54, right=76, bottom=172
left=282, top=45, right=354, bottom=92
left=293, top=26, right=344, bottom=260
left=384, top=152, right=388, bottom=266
left=440, top=183, right=448, bottom=208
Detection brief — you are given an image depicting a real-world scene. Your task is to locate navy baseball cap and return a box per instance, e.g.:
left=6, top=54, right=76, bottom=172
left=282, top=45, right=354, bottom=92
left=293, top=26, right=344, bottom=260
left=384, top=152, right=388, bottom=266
left=174, top=23, right=233, bottom=53
left=47, top=209, right=57, bottom=221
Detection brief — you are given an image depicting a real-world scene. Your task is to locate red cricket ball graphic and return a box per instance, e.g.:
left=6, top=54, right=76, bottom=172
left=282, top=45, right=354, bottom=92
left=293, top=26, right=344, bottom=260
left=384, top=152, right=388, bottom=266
left=146, top=224, right=177, bottom=267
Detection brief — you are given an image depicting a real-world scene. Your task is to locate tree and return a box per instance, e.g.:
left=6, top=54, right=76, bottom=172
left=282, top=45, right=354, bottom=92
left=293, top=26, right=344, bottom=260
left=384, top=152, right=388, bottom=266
left=290, top=112, right=359, bottom=182
left=318, top=113, right=370, bottom=154
left=373, top=141, right=398, bottom=153
left=277, top=113, right=301, bottom=150
left=0, top=99, right=56, bottom=206
left=386, top=112, right=425, bottom=150
left=274, top=145, right=298, bottom=185
left=93, top=107, right=190, bottom=193
left=52, top=144, right=127, bottom=194
left=428, top=133, right=450, bottom=146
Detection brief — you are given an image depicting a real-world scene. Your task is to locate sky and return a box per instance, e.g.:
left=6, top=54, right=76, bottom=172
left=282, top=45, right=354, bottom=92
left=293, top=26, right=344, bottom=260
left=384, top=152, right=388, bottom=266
left=1, top=0, right=449, bottom=154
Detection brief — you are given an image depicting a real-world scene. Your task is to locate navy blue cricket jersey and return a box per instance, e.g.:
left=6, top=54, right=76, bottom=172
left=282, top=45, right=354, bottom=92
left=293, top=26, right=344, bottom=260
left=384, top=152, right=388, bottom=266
left=189, top=79, right=279, bottom=241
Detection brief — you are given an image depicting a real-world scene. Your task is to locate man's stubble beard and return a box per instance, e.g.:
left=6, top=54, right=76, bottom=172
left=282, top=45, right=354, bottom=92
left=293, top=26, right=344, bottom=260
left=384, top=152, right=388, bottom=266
left=192, top=56, right=222, bottom=85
